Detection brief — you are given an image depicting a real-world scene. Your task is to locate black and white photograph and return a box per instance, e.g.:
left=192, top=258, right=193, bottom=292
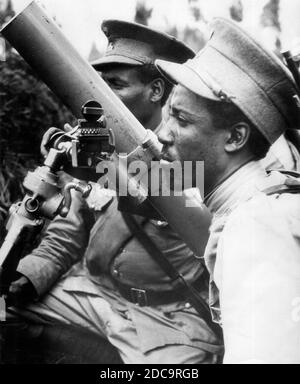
left=0, top=0, right=300, bottom=367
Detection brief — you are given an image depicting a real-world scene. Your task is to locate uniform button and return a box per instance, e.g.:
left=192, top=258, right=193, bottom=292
left=113, top=269, right=119, bottom=277
left=185, top=302, right=191, bottom=309
left=150, top=220, right=168, bottom=228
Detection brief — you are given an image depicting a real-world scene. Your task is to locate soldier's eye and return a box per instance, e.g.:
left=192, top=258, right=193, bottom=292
left=111, top=81, right=123, bottom=89
left=178, top=114, right=188, bottom=122
left=104, top=78, right=125, bottom=89
left=176, top=114, right=189, bottom=127
left=169, top=109, right=189, bottom=127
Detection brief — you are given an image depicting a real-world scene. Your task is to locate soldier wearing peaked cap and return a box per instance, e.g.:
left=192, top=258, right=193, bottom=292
left=91, top=19, right=195, bottom=134
left=5, top=20, right=224, bottom=364
left=157, top=17, right=300, bottom=364
left=92, top=19, right=194, bottom=68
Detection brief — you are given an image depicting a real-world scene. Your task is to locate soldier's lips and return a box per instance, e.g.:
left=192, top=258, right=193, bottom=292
left=160, top=153, right=176, bottom=163
left=160, top=158, right=172, bottom=165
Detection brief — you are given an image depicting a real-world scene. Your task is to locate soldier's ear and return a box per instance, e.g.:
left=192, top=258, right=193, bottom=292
left=149, top=78, right=165, bottom=103
left=224, top=122, right=251, bottom=153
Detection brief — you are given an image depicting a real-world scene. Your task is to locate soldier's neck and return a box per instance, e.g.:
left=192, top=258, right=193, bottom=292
left=144, top=109, right=162, bottom=132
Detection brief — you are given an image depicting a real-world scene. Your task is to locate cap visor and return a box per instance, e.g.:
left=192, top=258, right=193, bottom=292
left=91, top=55, right=143, bottom=69
left=155, top=59, right=220, bottom=101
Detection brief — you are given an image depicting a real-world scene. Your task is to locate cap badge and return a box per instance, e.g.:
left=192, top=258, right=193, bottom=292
left=107, top=41, right=115, bottom=52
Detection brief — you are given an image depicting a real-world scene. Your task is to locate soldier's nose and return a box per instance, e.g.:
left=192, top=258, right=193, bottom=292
left=157, top=121, right=175, bottom=146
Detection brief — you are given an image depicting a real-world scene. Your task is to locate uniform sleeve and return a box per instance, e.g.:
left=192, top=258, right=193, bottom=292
left=17, top=191, right=95, bottom=297
left=215, top=195, right=300, bottom=364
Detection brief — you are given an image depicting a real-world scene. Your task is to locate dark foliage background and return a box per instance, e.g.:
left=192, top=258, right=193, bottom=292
left=0, top=53, right=75, bottom=239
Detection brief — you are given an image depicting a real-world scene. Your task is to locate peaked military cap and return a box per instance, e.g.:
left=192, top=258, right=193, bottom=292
left=91, top=19, right=195, bottom=70
left=156, top=18, right=300, bottom=144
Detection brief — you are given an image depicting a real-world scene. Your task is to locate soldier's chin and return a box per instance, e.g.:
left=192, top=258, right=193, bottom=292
left=160, top=159, right=197, bottom=191
left=158, top=166, right=195, bottom=194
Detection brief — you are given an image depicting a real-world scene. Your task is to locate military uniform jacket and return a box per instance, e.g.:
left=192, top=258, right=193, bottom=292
left=17, top=184, right=203, bottom=297
left=204, top=161, right=300, bottom=364
left=16, top=180, right=222, bottom=356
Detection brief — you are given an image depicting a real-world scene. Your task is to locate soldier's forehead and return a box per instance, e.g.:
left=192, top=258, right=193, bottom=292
left=172, top=86, right=208, bottom=109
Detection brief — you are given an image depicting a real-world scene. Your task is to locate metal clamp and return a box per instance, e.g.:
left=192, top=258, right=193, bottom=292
left=124, top=129, right=163, bottom=166
left=130, top=288, right=148, bottom=307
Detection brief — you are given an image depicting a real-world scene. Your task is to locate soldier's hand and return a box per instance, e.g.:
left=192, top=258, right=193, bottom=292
left=40, top=123, right=74, bottom=158
left=3, top=273, right=38, bottom=308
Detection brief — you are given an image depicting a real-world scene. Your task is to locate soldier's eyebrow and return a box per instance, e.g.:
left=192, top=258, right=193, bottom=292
left=101, top=73, right=129, bottom=86
left=170, top=105, right=204, bottom=121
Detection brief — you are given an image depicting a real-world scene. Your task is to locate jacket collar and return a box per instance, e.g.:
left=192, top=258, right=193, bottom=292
left=204, top=161, right=267, bottom=217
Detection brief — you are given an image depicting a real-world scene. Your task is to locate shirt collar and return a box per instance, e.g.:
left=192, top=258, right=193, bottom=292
left=204, top=161, right=267, bottom=217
